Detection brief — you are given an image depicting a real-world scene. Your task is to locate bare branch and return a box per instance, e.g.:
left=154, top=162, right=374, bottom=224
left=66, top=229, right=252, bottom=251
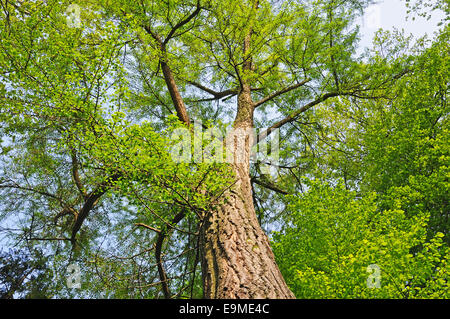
left=141, top=24, right=191, bottom=125
left=28, top=237, right=71, bottom=242
left=187, top=81, right=238, bottom=100
left=155, top=211, right=185, bottom=299
left=256, top=91, right=341, bottom=143
left=70, top=149, right=87, bottom=199
left=254, top=78, right=312, bottom=108
left=251, top=177, right=288, bottom=195
left=70, top=173, right=121, bottom=246
left=134, top=223, right=161, bottom=233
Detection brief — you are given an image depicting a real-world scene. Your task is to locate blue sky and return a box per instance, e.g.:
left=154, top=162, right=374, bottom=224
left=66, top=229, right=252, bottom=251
left=359, top=0, right=445, bottom=49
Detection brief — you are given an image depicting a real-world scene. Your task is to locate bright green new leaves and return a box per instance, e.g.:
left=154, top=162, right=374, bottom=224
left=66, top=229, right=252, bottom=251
left=361, top=26, right=449, bottom=239
left=273, top=180, right=449, bottom=299
left=69, top=112, right=233, bottom=217
left=272, top=22, right=449, bottom=299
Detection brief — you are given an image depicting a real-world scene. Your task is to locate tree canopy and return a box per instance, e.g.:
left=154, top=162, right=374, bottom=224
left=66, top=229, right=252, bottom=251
left=0, top=0, right=448, bottom=299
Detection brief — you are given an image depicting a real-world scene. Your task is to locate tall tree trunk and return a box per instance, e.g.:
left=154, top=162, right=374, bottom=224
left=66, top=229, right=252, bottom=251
left=199, top=88, right=295, bottom=299
left=145, top=4, right=294, bottom=297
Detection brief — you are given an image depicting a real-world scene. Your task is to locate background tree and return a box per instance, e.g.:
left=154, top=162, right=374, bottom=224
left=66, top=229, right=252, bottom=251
left=272, top=15, right=449, bottom=298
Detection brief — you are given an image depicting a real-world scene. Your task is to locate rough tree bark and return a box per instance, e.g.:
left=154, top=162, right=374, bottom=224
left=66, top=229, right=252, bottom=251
left=199, top=117, right=295, bottom=299
left=199, top=55, right=295, bottom=299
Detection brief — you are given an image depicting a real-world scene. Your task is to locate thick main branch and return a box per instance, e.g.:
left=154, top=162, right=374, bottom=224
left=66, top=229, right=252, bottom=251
left=254, top=78, right=312, bottom=108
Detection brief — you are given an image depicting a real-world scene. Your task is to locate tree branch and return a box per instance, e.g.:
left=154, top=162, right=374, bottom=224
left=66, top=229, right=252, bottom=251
left=28, top=237, right=71, bottom=242
left=256, top=67, right=410, bottom=143
left=141, top=24, right=191, bottom=125
left=70, top=149, right=87, bottom=199
left=143, top=25, right=163, bottom=44
left=160, top=61, right=191, bottom=125
left=251, top=177, right=288, bottom=195
left=134, top=223, right=161, bottom=233
left=164, top=0, right=202, bottom=45
left=187, top=81, right=238, bottom=100
left=0, top=180, right=65, bottom=206
left=155, top=211, right=185, bottom=299
left=256, top=92, right=341, bottom=143
left=70, top=173, right=121, bottom=246
left=254, top=78, right=312, bottom=108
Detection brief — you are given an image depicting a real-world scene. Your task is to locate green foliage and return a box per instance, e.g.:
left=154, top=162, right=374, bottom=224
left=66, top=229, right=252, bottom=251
left=360, top=26, right=449, bottom=240
left=404, top=0, right=450, bottom=24
left=272, top=24, right=449, bottom=299
left=0, top=248, right=53, bottom=299
left=0, top=0, right=448, bottom=298
left=272, top=179, right=449, bottom=299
